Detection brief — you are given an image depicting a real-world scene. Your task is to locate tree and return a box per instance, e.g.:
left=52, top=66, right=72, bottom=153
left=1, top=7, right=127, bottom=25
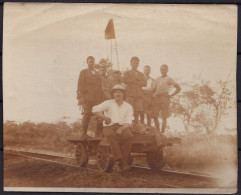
left=170, top=76, right=233, bottom=139
left=171, top=83, right=201, bottom=136
left=194, top=79, right=232, bottom=136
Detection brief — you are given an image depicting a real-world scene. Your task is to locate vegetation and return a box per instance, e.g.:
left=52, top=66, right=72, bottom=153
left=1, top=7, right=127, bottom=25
left=4, top=75, right=237, bottom=172
left=170, top=75, right=234, bottom=139
left=4, top=120, right=81, bottom=155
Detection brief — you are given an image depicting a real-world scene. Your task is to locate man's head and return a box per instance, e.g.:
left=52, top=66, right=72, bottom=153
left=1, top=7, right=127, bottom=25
left=98, top=59, right=109, bottom=76
left=160, top=64, right=168, bottom=76
left=111, top=84, right=126, bottom=101
left=111, top=70, right=121, bottom=81
left=130, top=56, right=139, bottom=70
left=87, top=56, right=95, bottom=69
left=144, top=65, right=151, bottom=77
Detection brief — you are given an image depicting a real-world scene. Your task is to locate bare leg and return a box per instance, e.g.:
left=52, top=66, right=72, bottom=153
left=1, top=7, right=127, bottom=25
left=153, top=117, right=160, bottom=131
left=96, top=119, right=103, bottom=138
left=134, top=112, right=139, bottom=123
left=140, top=114, right=144, bottom=124
left=81, top=112, right=91, bottom=136
left=147, top=114, right=151, bottom=126
left=161, top=117, right=167, bottom=133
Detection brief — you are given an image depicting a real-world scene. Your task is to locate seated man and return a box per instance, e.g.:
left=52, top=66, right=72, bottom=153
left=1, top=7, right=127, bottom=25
left=92, top=84, right=134, bottom=172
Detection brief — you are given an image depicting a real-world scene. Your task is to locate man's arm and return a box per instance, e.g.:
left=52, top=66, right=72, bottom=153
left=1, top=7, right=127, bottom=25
left=92, top=101, right=111, bottom=125
left=116, top=123, right=131, bottom=134
left=136, top=73, right=147, bottom=87
left=93, top=112, right=111, bottom=125
left=151, top=79, right=156, bottom=93
left=152, top=78, right=158, bottom=97
left=77, top=71, right=85, bottom=98
left=77, top=71, right=86, bottom=105
left=123, top=71, right=135, bottom=84
left=143, top=78, right=155, bottom=92
left=169, top=80, right=181, bottom=98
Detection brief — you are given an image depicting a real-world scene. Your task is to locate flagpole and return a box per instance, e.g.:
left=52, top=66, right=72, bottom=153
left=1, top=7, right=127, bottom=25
left=111, top=39, right=112, bottom=62
left=114, top=38, right=120, bottom=71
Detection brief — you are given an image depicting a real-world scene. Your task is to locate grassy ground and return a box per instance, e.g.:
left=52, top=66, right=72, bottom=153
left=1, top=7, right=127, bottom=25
left=4, top=121, right=81, bottom=156
left=4, top=120, right=237, bottom=178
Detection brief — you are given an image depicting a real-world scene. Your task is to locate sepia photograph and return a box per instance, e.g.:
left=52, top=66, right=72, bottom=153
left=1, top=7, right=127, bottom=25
left=3, top=3, right=238, bottom=193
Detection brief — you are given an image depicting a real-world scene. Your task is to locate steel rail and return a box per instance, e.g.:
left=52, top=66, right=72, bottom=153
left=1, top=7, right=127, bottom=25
left=6, top=150, right=182, bottom=188
left=5, top=149, right=218, bottom=185
left=5, top=149, right=218, bottom=180
left=131, top=165, right=220, bottom=180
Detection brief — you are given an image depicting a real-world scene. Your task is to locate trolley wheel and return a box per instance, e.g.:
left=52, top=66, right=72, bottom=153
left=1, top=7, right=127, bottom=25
left=146, top=150, right=165, bottom=171
left=96, top=145, right=114, bottom=172
left=128, top=154, right=134, bottom=165
left=76, top=143, right=88, bottom=167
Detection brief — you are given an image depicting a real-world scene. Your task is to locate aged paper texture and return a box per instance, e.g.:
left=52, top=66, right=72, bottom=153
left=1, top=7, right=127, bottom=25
left=3, top=3, right=237, bottom=193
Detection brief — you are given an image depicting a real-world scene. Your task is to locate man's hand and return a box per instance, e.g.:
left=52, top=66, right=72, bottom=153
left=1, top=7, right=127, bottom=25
left=116, top=123, right=130, bottom=135
left=78, top=97, right=85, bottom=106
left=116, top=127, right=124, bottom=135
left=152, top=93, right=158, bottom=98
left=103, top=116, right=111, bottom=125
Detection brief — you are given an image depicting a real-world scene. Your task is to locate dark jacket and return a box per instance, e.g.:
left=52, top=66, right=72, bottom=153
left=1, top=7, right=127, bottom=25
left=77, top=68, right=102, bottom=105
left=123, top=70, right=147, bottom=97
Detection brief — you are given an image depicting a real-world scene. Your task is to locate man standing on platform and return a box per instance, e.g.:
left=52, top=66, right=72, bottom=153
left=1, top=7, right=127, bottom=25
left=77, top=56, right=103, bottom=139
left=124, top=57, right=147, bottom=123
left=152, top=64, right=181, bottom=133
left=141, top=65, right=155, bottom=126
left=98, top=58, right=112, bottom=100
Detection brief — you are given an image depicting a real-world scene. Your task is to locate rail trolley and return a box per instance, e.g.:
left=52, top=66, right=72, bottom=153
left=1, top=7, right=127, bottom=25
left=68, top=131, right=181, bottom=172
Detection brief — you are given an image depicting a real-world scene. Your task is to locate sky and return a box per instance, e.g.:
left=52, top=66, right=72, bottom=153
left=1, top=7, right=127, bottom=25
left=3, top=3, right=237, bottom=124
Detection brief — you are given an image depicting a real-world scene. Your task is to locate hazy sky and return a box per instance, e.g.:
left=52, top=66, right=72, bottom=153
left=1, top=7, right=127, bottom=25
left=3, top=3, right=237, bottom=123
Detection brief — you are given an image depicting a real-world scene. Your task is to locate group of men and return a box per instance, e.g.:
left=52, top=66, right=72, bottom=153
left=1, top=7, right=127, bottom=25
left=77, top=56, right=181, bottom=171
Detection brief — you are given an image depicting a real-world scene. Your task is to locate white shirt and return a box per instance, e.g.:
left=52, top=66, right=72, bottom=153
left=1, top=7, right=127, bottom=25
left=92, top=99, right=134, bottom=126
left=142, top=77, right=155, bottom=91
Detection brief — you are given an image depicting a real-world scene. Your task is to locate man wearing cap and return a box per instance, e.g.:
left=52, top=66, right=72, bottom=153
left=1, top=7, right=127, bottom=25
left=152, top=64, right=181, bottom=133
left=123, top=57, right=147, bottom=122
left=98, top=58, right=112, bottom=100
left=141, top=65, right=155, bottom=126
left=77, top=56, right=103, bottom=139
left=109, top=70, right=123, bottom=88
left=92, top=84, right=133, bottom=171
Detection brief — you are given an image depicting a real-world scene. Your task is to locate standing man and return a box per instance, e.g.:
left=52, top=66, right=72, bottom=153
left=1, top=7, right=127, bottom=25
left=124, top=57, right=147, bottom=122
left=152, top=64, right=181, bottom=133
left=98, top=58, right=112, bottom=100
left=77, top=56, right=103, bottom=139
left=92, top=84, right=133, bottom=171
left=141, top=65, right=155, bottom=126
left=109, top=70, right=123, bottom=88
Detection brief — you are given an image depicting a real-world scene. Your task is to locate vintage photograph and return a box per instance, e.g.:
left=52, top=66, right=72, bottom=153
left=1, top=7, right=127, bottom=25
left=3, top=3, right=237, bottom=193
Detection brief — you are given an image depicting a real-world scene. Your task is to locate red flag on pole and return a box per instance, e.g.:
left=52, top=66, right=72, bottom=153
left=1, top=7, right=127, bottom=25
left=105, top=19, right=115, bottom=40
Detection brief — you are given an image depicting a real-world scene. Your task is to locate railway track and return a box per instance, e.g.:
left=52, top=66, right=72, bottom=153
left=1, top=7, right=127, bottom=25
left=5, top=149, right=220, bottom=188
left=5, top=150, right=181, bottom=188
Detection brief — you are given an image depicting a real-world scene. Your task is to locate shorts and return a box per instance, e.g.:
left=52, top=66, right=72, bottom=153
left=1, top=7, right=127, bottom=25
left=126, top=96, right=143, bottom=113
left=151, top=94, right=170, bottom=118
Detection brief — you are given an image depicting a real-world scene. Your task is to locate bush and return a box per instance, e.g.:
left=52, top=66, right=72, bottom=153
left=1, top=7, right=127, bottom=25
left=4, top=120, right=82, bottom=155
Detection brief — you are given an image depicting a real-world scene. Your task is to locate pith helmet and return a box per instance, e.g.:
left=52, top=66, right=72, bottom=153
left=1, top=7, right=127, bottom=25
left=111, top=84, right=125, bottom=91
left=111, top=84, right=126, bottom=99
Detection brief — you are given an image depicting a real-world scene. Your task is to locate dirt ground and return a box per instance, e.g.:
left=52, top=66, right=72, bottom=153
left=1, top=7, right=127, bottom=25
left=4, top=152, right=222, bottom=189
